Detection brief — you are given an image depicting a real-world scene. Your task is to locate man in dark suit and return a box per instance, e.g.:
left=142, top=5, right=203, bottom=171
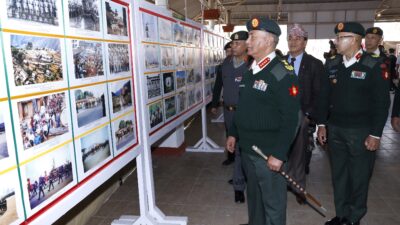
left=285, top=24, right=324, bottom=203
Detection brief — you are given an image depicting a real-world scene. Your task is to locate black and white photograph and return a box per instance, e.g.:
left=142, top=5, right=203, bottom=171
left=25, top=145, right=73, bottom=209
left=184, top=26, right=194, bottom=45
left=108, top=43, right=130, bottom=76
left=195, top=86, right=203, bottom=103
left=144, top=45, right=160, bottom=71
left=176, top=91, right=186, bottom=113
left=175, top=70, right=186, bottom=90
left=141, top=12, right=158, bottom=41
left=110, top=80, right=132, bottom=114
left=164, top=96, right=176, bottom=120
left=187, top=88, right=195, bottom=107
left=68, top=0, right=100, bottom=32
left=105, top=0, right=128, bottom=36
left=162, top=72, right=175, bottom=95
left=206, top=82, right=212, bottom=97
left=0, top=172, right=20, bottom=225
left=193, top=29, right=201, bottom=46
left=186, top=69, right=194, bottom=85
left=146, top=74, right=162, bottom=100
left=194, top=68, right=202, bottom=83
left=205, top=66, right=211, bottom=80
left=81, top=126, right=111, bottom=173
left=209, top=66, right=216, bottom=79
left=174, top=23, right=184, bottom=43
left=11, top=34, right=63, bottom=87
left=0, top=111, right=9, bottom=161
left=18, top=93, right=69, bottom=150
left=74, top=86, right=106, bottom=128
left=193, top=48, right=201, bottom=67
left=158, top=18, right=172, bottom=42
left=185, top=48, right=194, bottom=68
left=73, top=40, right=104, bottom=79
left=113, top=115, right=135, bottom=151
left=148, top=101, right=163, bottom=128
left=6, top=0, right=59, bottom=26
left=175, top=47, right=185, bottom=68
left=160, top=46, right=174, bottom=70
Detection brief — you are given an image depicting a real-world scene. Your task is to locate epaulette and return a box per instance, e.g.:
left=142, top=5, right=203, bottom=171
left=325, top=55, right=342, bottom=69
left=360, top=53, right=379, bottom=69
left=271, top=60, right=295, bottom=81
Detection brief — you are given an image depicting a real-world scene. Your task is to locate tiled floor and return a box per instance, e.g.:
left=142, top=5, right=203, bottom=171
left=85, top=108, right=400, bottom=225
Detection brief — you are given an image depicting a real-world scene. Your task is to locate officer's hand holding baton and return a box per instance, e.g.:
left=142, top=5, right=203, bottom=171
left=226, top=136, right=236, bottom=153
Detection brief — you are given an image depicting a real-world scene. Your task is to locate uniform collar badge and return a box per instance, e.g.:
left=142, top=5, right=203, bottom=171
left=355, top=52, right=362, bottom=60
left=258, top=57, right=270, bottom=69
left=289, top=85, right=299, bottom=97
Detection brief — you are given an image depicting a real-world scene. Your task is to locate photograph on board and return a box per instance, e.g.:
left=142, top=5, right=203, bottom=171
left=175, top=47, right=185, bottom=69
left=185, top=47, right=194, bottom=68
left=25, top=145, right=73, bottom=209
left=110, top=79, right=132, bottom=114
left=6, top=0, right=59, bottom=26
left=11, top=34, right=63, bottom=87
left=144, top=44, right=160, bottom=71
left=187, top=88, right=195, bottom=108
left=205, top=66, right=210, bottom=80
left=148, top=101, right=163, bottom=128
left=146, top=74, right=162, bottom=100
left=176, top=91, right=186, bottom=113
left=175, top=70, right=185, bottom=90
left=113, top=115, right=135, bottom=151
left=164, top=96, right=176, bottom=120
left=162, top=72, right=175, bottom=95
left=72, top=40, right=104, bottom=79
left=184, top=26, right=193, bottom=45
left=173, top=23, right=184, bottom=43
left=108, top=43, right=130, bottom=76
left=194, top=67, right=201, bottom=83
left=81, top=126, right=111, bottom=173
left=186, top=69, right=194, bottom=85
left=193, top=29, right=200, bottom=46
left=68, top=0, right=100, bottom=32
left=17, top=93, right=69, bottom=150
left=195, top=86, right=203, bottom=103
left=141, top=12, right=158, bottom=41
left=160, top=46, right=174, bottom=70
left=74, top=86, right=106, bottom=128
left=158, top=18, right=172, bottom=42
left=0, top=112, right=9, bottom=162
left=206, top=82, right=212, bottom=97
left=209, top=65, right=216, bottom=79
left=105, top=1, right=128, bottom=36
left=0, top=171, right=20, bottom=225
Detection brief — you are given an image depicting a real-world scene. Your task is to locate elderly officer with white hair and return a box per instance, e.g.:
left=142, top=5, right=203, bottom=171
left=226, top=17, right=300, bottom=225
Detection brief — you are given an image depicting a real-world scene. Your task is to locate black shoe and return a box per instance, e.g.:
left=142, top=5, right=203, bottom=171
left=325, top=216, right=342, bottom=225
left=222, top=159, right=234, bottom=166
left=228, top=179, right=233, bottom=185
left=235, top=191, right=245, bottom=203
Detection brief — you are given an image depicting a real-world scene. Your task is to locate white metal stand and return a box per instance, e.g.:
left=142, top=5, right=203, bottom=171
left=211, top=111, right=224, bottom=123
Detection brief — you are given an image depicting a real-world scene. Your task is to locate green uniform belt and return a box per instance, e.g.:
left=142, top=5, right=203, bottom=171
left=225, top=105, right=236, bottom=111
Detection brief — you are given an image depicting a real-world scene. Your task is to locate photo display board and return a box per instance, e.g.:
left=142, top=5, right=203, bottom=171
left=137, top=4, right=206, bottom=143
left=0, top=0, right=139, bottom=224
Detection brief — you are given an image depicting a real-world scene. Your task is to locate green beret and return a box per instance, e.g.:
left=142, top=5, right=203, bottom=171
left=334, top=22, right=365, bottom=37
left=366, top=27, right=383, bottom=36
left=224, top=41, right=232, bottom=50
left=246, top=17, right=281, bottom=37
left=231, top=31, right=248, bottom=41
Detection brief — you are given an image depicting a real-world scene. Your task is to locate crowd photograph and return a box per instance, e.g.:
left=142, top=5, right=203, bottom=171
left=81, top=126, right=111, bottom=173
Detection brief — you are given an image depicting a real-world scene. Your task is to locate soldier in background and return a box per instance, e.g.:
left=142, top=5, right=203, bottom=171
left=317, top=22, right=390, bottom=225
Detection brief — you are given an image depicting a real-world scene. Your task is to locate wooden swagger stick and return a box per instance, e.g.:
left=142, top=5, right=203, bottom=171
left=252, top=145, right=327, bottom=212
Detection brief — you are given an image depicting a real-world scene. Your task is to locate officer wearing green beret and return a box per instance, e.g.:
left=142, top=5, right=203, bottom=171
left=226, top=17, right=300, bottom=225
left=211, top=31, right=252, bottom=203
left=316, top=22, right=390, bottom=225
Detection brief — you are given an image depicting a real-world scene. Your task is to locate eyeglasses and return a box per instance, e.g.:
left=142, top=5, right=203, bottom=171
left=335, top=35, right=355, bottom=41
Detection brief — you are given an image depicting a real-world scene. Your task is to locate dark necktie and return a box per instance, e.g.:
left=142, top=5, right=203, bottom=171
left=290, top=57, right=296, bottom=67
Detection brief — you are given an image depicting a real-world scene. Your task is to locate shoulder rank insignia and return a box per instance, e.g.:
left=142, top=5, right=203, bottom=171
left=281, top=60, right=294, bottom=71
left=289, top=85, right=299, bottom=97
left=371, top=54, right=379, bottom=58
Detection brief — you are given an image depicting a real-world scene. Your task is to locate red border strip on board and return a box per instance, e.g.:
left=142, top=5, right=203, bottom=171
left=22, top=0, right=140, bottom=224
left=139, top=7, right=177, bottom=23
left=180, top=22, right=201, bottom=30
left=149, top=100, right=203, bottom=136
left=21, top=141, right=139, bottom=224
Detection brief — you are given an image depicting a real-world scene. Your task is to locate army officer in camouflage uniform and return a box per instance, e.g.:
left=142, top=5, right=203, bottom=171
left=226, top=17, right=300, bottom=225
left=317, top=22, right=390, bottom=225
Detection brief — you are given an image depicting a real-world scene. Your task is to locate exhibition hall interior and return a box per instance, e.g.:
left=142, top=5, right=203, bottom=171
left=0, top=0, right=400, bottom=225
